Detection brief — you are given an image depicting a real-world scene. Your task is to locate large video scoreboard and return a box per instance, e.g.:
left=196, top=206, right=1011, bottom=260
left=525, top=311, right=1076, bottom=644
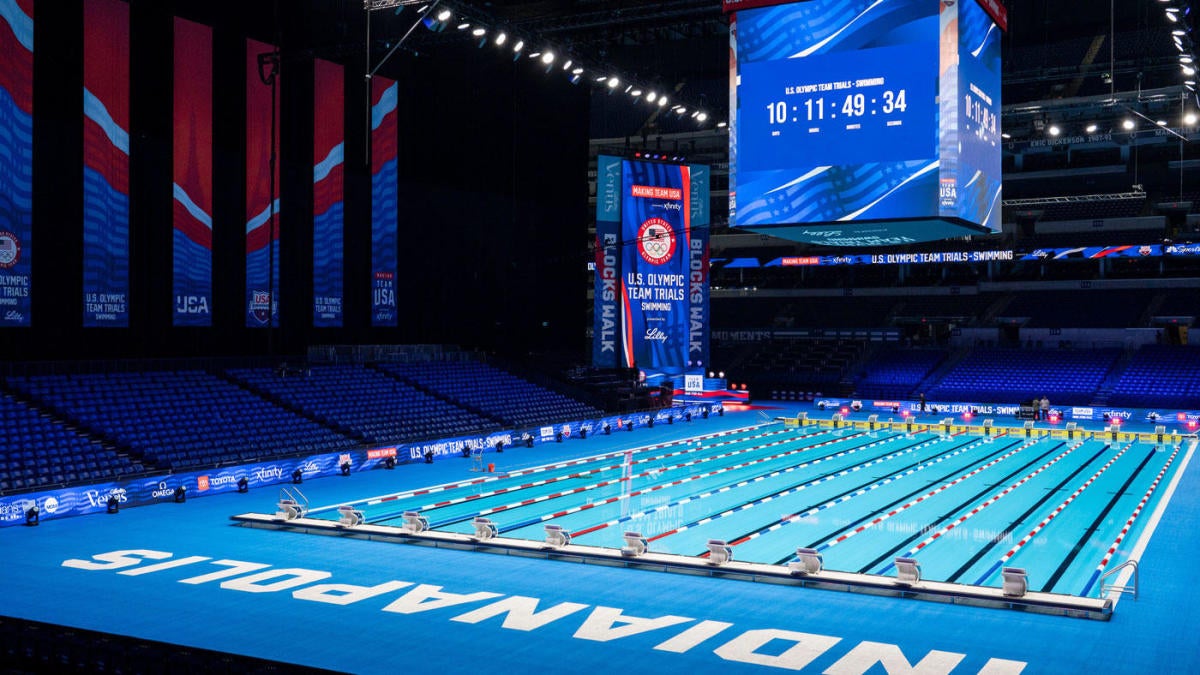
left=729, top=0, right=1003, bottom=246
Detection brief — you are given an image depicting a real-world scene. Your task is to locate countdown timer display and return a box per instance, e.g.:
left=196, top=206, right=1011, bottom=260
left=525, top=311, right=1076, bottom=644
left=730, top=0, right=1002, bottom=245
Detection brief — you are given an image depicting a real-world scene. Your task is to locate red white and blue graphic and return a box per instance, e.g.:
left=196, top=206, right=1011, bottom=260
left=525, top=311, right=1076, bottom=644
left=82, top=0, right=129, bottom=327
left=172, top=18, right=213, bottom=326
left=370, top=76, right=398, bottom=327
left=594, top=157, right=710, bottom=383
left=246, top=39, right=280, bottom=327
left=598, top=159, right=710, bottom=388
left=0, top=0, right=32, bottom=327
left=312, top=59, right=344, bottom=328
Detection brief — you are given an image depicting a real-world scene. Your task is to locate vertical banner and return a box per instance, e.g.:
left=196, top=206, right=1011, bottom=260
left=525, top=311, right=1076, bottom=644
left=592, top=155, right=623, bottom=368
left=687, top=165, right=711, bottom=380
left=370, top=76, right=398, bottom=327
left=0, top=0, right=33, bottom=327
left=312, top=59, right=344, bottom=327
left=172, top=18, right=213, bottom=325
left=82, top=0, right=129, bottom=327
left=619, top=160, right=691, bottom=379
left=246, top=39, right=279, bottom=327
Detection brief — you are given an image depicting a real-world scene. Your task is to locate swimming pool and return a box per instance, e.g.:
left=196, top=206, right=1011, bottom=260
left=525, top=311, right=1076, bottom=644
left=303, top=421, right=1185, bottom=598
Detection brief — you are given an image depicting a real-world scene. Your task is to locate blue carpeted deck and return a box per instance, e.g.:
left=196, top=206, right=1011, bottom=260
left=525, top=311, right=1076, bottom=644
left=3, top=408, right=1198, bottom=674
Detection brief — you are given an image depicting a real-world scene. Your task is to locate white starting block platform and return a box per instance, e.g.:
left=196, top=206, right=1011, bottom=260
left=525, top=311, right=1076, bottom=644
left=231, top=511, right=1114, bottom=621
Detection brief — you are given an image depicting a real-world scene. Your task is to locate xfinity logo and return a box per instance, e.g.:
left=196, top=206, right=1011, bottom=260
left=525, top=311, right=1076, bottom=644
left=256, top=466, right=285, bottom=482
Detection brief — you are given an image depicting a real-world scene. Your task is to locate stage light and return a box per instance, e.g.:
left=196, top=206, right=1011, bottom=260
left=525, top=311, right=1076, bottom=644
left=646, top=91, right=657, bottom=102
left=512, top=40, right=524, bottom=53
left=292, top=468, right=303, bottom=484
left=340, top=461, right=351, bottom=476
left=471, top=27, right=486, bottom=37
left=237, top=476, right=250, bottom=492
left=676, top=107, right=687, bottom=114
left=1157, top=119, right=1168, bottom=126
left=580, top=427, right=587, bottom=438
left=107, top=495, right=120, bottom=514
left=562, top=60, right=572, bottom=70
left=624, top=84, right=632, bottom=93
left=595, top=75, right=608, bottom=82
left=436, top=9, right=451, bottom=21
left=718, top=371, right=725, bottom=378
left=1122, top=119, right=1136, bottom=130
left=717, top=121, right=727, bottom=128
left=571, top=67, right=583, bottom=75
left=524, top=433, right=534, bottom=448
left=604, top=422, right=612, bottom=435
left=541, top=51, right=554, bottom=64
left=1047, top=125, right=1060, bottom=136
left=607, top=77, right=619, bottom=88
left=555, top=431, right=564, bottom=442
left=631, top=89, right=642, bottom=97
left=494, top=32, right=506, bottom=46
left=1085, top=123, right=1097, bottom=133
left=456, top=22, right=470, bottom=30
left=174, top=486, right=187, bottom=503
left=25, top=506, right=38, bottom=526
left=697, top=112, right=708, bottom=122
left=495, top=440, right=505, bottom=453
left=384, top=456, right=396, bottom=470
left=658, top=97, right=668, bottom=107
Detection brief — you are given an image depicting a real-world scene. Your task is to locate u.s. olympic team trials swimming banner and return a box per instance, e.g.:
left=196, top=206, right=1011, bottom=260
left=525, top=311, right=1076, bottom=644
left=370, top=75, right=398, bottom=327
left=172, top=17, right=213, bottom=326
left=593, top=157, right=711, bottom=389
left=0, top=401, right=723, bottom=527
left=82, top=0, right=129, bottom=327
left=312, top=58, right=344, bottom=327
left=0, top=0, right=33, bottom=327
left=246, top=39, right=280, bottom=327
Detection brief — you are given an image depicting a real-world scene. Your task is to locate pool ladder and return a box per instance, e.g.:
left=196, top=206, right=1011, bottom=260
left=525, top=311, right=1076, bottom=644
left=1100, top=559, right=1139, bottom=600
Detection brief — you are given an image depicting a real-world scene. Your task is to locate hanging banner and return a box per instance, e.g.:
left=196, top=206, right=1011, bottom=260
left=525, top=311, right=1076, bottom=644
left=82, top=0, right=129, bottom=327
left=0, top=0, right=33, bottom=327
left=172, top=18, right=213, bottom=325
left=246, top=39, right=280, bottom=327
left=370, top=76, right=398, bottom=327
left=312, top=59, right=344, bottom=327
left=592, top=155, right=623, bottom=368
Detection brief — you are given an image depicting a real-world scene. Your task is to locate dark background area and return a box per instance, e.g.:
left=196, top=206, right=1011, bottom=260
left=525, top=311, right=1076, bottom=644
left=13, top=0, right=589, bottom=361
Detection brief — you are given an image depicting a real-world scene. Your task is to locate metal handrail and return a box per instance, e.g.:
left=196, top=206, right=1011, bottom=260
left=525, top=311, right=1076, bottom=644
left=1100, top=559, right=1139, bottom=600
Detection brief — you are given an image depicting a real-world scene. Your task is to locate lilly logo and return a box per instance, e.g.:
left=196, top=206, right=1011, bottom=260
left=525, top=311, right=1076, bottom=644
left=645, top=328, right=669, bottom=343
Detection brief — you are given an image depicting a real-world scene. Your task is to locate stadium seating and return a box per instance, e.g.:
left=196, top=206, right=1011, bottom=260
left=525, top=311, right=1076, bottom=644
left=926, top=348, right=1120, bottom=405
left=227, top=364, right=500, bottom=444
left=854, top=348, right=948, bottom=400
left=376, top=361, right=604, bottom=427
left=7, top=370, right=358, bottom=471
left=1108, top=345, right=1200, bottom=408
left=0, top=393, right=138, bottom=493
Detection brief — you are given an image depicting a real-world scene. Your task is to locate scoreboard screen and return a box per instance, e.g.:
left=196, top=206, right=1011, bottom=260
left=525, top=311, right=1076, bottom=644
left=730, top=0, right=1002, bottom=246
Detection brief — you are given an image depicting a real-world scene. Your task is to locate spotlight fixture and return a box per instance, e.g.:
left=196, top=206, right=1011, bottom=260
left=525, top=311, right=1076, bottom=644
left=571, top=67, right=583, bottom=75
left=1122, top=119, right=1136, bottom=130
left=471, top=27, right=486, bottom=37
left=1047, top=124, right=1060, bottom=136
left=562, top=60, right=572, bottom=70
left=494, top=32, right=506, bottom=46
left=1185, top=112, right=1198, bottom=125
left=697, top=112, right=708, bottom=122
left=340, top=461, right=352, bottom=476
left=607, top=76, right=620, bottom=88
left=436, top=9, right=451, bottom=21
left=512, top=40, right=524, bottom=53
left=1085, top=123, right=1098, bottom=133
left=658, top=97, right=668, bottom=107
left=237, top=476, right=250, bottom=492
left=541, top=52, right=554, bottom=64
left=456, top=22, right=470, bottom=30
